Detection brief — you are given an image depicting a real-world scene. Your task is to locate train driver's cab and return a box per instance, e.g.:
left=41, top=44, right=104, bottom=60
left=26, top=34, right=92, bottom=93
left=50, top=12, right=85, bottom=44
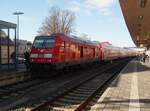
left=30, top=36, right=55, bottom=63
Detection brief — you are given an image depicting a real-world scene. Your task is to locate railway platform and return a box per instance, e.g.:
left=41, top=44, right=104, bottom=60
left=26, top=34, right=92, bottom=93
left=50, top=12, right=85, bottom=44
left=0, top=64, right=30, bottom=87
left=89, top=59, right=150, bottom=111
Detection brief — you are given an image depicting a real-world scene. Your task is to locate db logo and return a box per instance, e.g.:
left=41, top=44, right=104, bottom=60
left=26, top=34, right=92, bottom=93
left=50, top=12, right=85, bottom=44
left=40, top=50, right=44, bottom=52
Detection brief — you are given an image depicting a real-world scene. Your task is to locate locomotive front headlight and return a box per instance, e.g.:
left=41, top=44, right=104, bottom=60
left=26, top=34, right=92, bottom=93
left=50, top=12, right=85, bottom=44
left=44, top=54, right=52, bottom=58
left=30, top=53, right=38, bottom=58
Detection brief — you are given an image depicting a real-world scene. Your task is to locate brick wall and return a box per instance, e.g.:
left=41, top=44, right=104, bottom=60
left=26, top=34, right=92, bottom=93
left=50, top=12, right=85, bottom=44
left=1, top=45, right=15, bottom=64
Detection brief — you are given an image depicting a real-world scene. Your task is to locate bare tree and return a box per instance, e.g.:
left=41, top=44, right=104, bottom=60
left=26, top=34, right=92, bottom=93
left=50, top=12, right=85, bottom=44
left=38, top=7, right=76, bottom=36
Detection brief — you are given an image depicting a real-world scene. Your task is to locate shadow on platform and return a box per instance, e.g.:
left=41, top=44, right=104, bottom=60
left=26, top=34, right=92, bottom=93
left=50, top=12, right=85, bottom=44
left=110, top=60, right=150, bottom=87
left=0, top=63, right=26, bottom=74
left=101, top=97, right=150, bottom=104
left=122, top=61, right=150, bottom=74
left=96, top=97, right=150, bottom=109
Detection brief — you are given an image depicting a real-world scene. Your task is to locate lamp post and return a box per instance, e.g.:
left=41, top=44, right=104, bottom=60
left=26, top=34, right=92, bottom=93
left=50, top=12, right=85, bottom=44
left=13, top=11, right=24, bottom=70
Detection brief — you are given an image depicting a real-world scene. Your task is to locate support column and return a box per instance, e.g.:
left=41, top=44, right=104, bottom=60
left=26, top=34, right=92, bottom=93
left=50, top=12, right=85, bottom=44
left=14, top=28, right=17, bottom=70
left=7, top=28, right=10, bottom=69
left=0, top=28, right=1, bottom=69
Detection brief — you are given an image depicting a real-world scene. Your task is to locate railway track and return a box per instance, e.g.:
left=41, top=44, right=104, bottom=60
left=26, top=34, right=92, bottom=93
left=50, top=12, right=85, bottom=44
left=30, top=58, right=130, bottom=111
left=4, top=58, right=130, bottom=111
left=0, top=78, right=50, bottom=97
left=0, top=62, right=104, bottom=111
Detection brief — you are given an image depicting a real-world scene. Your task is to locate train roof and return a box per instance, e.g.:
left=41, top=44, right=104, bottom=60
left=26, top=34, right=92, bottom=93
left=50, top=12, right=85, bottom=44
left=100, top=42, right=112, bottom=45
left=36, top=33, right=97, bottom=47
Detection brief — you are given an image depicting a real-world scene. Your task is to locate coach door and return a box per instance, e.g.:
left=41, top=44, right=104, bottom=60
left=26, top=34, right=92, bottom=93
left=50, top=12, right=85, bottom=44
left=65, top=43, right=70, bottom=62
left=80, top=46, right=83, bottom=58
left=93, top=48, right=95, bottom=57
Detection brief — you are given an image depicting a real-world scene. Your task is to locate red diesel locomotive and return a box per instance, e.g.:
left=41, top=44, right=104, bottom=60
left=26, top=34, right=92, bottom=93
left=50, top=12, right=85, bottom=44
left=30, top=33, right=101, bottom=71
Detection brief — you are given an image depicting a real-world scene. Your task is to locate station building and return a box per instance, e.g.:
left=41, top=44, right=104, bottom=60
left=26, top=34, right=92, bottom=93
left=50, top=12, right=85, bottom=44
left=0, top=20, right=17, bottom=70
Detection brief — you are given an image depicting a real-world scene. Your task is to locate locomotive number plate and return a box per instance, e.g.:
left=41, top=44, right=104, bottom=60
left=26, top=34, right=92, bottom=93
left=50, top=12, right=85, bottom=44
left=38, top=54, right=43, bottom=58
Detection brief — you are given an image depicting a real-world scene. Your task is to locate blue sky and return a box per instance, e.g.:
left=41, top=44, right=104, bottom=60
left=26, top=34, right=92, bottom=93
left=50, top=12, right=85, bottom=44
left=0, top=0, right=135, bottom=47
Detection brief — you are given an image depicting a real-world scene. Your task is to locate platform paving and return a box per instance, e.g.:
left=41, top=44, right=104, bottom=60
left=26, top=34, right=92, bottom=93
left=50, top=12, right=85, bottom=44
left=89, top=59, right=150, bottom=111
left=0, top=64, right=30, bottom=87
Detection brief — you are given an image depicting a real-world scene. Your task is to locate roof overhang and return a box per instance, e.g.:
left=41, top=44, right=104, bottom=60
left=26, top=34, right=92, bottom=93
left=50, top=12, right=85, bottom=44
left=0, top=20, right=17, bottom=29
left=119, top=0, right=150, bottom=48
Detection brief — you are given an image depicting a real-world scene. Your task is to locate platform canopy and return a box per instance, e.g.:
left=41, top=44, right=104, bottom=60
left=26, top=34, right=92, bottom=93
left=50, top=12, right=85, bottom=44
left=119, top=0, right=150, bottom=48
left=0, top=20, right=17, bottom=70
left=0, top=20, right=16, bottom=29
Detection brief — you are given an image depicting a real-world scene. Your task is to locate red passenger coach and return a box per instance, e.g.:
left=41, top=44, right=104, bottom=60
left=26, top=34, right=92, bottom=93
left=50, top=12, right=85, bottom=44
left=99, top=42, right=129, bottom=61
left=30, top=33, right=101, bottom=72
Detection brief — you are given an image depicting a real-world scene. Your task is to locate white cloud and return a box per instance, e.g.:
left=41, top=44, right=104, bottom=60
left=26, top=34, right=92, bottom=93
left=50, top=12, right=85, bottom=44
left=68, top=1, right=81, bottom=12
left=85, top=0, right=115, bottom=8
left=84, top=0, right=116, bottom=16
left=46, top=0, right=116, bottom=16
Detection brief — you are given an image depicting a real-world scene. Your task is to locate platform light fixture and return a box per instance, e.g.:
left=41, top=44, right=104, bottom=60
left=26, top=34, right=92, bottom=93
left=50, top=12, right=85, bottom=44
left=13, top=12, right=24, bottom=41
left=137, top=35, right=140, bottom=41
left=140, top=0, right=147, bottom=8
left=138, top=15, right=143, bottom=20
left=13, top=11, right=24, bottom=70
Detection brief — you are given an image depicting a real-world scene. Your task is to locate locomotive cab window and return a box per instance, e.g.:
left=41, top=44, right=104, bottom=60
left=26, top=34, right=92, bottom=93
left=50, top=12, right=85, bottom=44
left=33, top=39, right=44, bottom=48
left=33, top=36, right=55, bottom=48
left=45, top=39, right=55, bottom=48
